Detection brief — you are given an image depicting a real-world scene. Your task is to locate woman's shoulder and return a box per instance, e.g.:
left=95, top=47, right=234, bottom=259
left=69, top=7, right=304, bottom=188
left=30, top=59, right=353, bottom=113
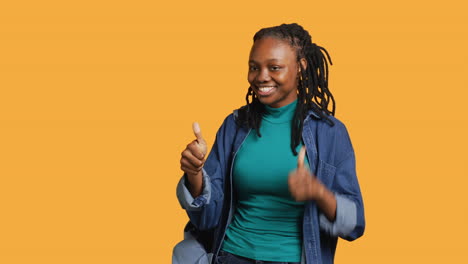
left=305, top=110, right=347, bottom=130
left=232, top=105, right=247, bottom=120
left=304, top=112, right=355, bottom=164
left=304, top=111, right=353, bottom=144
left=213, top=107, right=244, bottom=133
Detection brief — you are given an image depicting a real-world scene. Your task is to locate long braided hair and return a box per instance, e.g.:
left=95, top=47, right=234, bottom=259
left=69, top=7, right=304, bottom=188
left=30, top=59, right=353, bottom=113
left=236, top=23, right=336, bottom=155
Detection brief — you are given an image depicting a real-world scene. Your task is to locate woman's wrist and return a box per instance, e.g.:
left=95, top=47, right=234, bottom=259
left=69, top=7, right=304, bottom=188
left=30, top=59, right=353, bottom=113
left=187, top=170, right=203, bottom=198
left=308, top=180, right=325, bottom=201
left=312, top=183, right=337, bottom=221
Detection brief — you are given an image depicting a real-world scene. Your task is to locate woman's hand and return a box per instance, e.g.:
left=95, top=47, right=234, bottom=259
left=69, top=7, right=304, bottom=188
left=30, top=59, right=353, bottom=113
left=180, top=122, right=207, bottom=197
left=288, top=146, right=337, bottom=221
left=288, top=146, right=324, bottom=201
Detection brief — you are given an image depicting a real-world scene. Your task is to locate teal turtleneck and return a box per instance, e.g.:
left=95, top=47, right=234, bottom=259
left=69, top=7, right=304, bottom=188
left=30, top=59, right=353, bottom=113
left=221, top=99, right=308, bottom=262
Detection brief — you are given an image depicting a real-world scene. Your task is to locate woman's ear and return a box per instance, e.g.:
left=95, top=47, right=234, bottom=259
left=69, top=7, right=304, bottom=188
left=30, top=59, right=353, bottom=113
left=299, top=58, right=307, bottom=71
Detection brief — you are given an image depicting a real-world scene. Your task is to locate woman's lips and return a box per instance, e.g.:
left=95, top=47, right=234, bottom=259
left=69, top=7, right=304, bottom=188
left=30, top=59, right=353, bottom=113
left=256, top=86, right=276, bottom=96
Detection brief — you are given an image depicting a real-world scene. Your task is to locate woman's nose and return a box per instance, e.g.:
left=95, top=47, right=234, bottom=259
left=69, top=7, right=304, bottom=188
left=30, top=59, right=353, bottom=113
left=256, top=69, right=271, bottom=82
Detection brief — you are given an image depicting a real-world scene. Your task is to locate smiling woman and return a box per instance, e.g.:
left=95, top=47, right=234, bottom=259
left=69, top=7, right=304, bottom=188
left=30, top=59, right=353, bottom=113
left=247, top=37, right=302, bottom=108
left=173, top=23, right=365, bottom=264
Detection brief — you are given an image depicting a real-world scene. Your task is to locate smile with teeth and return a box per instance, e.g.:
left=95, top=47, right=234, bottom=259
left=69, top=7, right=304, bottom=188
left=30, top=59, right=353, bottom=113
left=257, top=86, right=276, bottom=95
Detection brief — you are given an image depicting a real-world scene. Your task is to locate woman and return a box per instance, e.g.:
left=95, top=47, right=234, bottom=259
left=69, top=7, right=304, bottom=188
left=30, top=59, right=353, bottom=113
left=174, top=23, right=365, bottom=264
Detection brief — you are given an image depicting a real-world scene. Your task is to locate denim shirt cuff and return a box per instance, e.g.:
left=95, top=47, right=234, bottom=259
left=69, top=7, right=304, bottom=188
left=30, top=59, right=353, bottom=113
left=318, top=193, right=357, bottom=237
left=176, top=169, right=211, bottom=211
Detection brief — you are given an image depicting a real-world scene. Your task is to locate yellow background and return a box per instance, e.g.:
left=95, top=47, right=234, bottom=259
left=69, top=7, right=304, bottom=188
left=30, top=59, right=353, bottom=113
left=1, top=0, right=467, bottom=263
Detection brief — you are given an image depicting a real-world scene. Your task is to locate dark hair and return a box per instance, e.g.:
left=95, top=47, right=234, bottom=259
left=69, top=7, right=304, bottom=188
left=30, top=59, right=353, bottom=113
left=236, top=23, right=336, bottom=155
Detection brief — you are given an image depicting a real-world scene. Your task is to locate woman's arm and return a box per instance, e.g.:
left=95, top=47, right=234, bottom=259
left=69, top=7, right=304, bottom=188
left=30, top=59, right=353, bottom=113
left=314, top=183, right=337, bottom=221
left=176, top=114, right=237, bottom=230
left=318, top=122, right=365, bottom=241
left=290, top=121, right=365, bottom=240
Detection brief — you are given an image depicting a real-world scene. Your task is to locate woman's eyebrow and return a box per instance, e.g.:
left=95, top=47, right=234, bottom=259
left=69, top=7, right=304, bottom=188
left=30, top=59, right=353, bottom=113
left=249, top=58, right=280, bottom=63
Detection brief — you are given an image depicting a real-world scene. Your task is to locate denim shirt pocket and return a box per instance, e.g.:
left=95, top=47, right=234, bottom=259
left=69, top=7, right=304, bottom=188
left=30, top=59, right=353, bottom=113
left=317, top=159, right=336, bottom=189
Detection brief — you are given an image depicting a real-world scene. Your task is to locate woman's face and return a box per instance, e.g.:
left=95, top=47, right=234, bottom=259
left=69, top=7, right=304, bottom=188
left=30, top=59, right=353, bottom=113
left=248, top=37, right=300, bottom=108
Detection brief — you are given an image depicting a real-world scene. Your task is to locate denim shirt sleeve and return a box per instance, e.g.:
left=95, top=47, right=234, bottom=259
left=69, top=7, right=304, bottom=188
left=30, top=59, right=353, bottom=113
left=318, top=123, right=365, bottom=241
left=318, top=192, right=357, bottom=237
left=176, top=169, right=212, bottom=211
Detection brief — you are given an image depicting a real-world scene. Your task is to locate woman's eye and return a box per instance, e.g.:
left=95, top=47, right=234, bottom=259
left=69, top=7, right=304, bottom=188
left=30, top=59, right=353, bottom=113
left=270, top=66, right=280, bottom=71
left=249, top=66, right=258, bottom=71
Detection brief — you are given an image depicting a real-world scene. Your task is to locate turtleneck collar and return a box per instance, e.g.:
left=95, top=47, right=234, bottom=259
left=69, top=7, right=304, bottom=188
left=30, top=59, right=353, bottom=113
left=263, top=99, right=298, bottom=124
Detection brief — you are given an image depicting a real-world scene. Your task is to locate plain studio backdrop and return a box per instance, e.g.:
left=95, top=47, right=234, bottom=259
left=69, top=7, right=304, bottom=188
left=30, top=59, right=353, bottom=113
left=0, top=0, right=467, bottom=263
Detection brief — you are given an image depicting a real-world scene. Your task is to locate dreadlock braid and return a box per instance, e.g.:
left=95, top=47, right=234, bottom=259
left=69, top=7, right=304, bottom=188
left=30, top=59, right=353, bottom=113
left=236, top=23, right=335, bottom=155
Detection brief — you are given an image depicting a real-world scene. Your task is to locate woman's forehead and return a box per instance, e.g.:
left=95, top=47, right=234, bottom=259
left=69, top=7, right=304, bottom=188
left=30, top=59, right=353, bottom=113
left=249, top=37, right=297, bottom=62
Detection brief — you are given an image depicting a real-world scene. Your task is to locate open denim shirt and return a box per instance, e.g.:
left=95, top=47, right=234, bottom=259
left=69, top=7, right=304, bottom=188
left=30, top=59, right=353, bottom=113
left=177, top=110, right=365, bottom=264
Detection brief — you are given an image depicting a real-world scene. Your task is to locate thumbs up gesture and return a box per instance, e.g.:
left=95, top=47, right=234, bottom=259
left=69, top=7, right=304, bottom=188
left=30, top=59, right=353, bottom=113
left=180, top=122, right=208, bottom=197
left=288, top=146, right=325, bottom=202
left=192, top=122, right=207, bottom=156
left=180, top=122, right=208, bottom=177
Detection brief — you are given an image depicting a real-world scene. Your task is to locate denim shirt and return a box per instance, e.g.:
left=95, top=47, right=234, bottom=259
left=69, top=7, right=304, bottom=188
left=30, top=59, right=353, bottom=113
left=176, top=110, right=365, bottom=264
